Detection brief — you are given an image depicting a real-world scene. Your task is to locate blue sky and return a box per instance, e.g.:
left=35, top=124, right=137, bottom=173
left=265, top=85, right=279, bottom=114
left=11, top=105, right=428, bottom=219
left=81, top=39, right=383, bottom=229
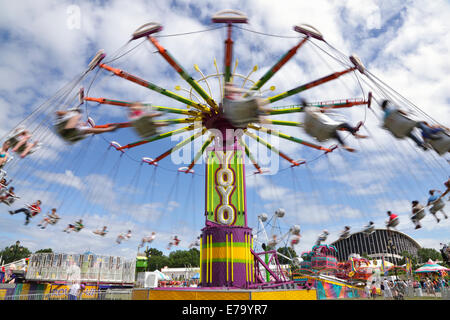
left=0, top=0, right=449, bottom=261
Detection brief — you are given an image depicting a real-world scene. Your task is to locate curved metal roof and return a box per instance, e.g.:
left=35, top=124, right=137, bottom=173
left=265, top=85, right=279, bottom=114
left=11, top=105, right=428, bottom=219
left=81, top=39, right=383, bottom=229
left=330, top=228, right=421, bottom=249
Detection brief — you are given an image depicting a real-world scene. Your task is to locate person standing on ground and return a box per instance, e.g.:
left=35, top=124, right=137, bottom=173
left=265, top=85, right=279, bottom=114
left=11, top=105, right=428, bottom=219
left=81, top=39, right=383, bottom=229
left=68, top=282, right=80, bottom=300
left=370, top=281, right=377, bottom=299
left=383, top=278, right=393, bottom=300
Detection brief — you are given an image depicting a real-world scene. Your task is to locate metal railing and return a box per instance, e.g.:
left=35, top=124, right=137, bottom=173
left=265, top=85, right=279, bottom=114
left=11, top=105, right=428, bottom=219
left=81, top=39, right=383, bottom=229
left=1, top=289, right=133, bottom=301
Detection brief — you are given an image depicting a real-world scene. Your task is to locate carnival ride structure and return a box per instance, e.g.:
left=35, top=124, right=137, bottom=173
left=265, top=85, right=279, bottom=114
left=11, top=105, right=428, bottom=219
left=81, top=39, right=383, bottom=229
left=1, top=8, right=449, bottom=294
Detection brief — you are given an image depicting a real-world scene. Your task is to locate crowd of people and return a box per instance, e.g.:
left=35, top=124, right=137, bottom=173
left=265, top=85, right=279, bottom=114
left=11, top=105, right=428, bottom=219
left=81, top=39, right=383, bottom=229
left=369, top=277, right=449, bottom=299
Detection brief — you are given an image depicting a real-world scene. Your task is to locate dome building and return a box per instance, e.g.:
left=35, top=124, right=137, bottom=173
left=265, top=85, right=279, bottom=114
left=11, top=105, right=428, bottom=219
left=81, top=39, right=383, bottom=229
left=330, top=229, right=421, bottom=264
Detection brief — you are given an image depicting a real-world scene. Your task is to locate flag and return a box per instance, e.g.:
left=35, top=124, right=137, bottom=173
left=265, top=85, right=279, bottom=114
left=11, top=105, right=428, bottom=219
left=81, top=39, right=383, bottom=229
left=381, top=256, right=387, bottom=276
left=406, top=258, right=412, bottom=275
left=350, top=257, right=356, bottom=272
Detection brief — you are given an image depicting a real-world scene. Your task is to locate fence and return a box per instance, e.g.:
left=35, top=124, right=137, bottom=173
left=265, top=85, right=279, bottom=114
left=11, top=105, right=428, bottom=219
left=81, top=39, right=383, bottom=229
left=377, top=285, right=449, bottom=300
left=1, top=289, right=133, bottom=301
left=26, top=253, right=135, bottom=283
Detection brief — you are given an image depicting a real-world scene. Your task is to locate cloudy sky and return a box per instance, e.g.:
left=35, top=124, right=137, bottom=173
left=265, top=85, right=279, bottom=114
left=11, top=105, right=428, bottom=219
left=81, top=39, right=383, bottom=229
left=0, top=0, right=449, bottom=263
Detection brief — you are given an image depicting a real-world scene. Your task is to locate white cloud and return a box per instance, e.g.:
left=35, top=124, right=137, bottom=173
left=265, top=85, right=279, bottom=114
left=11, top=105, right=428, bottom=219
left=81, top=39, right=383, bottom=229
left=0, top=0, right=448, bottom=259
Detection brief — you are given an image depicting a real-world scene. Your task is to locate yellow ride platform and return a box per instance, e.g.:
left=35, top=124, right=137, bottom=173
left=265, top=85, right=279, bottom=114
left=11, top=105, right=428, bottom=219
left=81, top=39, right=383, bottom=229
left=132, top=287, right=317, bottom=300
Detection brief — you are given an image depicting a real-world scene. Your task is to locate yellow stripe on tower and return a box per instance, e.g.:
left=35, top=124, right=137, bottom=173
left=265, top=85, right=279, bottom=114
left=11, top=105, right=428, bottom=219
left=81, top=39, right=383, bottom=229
left=231, top=233, right=234, bottom=282
left=226, top=233, right=229, bottom=282
left=209, top=234, right=213, bottom=283
left=244, top=234, right=247, bottom=282
left=252, top=237, right=255, bottom=282
left=206, top=235, right=209, bottom=284
left=199, top=237, right=202, bottom=284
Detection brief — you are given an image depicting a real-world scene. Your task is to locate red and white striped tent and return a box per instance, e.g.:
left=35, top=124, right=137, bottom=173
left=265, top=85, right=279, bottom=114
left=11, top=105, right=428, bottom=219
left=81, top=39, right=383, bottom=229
left=414, top=259, right=450, bottom=273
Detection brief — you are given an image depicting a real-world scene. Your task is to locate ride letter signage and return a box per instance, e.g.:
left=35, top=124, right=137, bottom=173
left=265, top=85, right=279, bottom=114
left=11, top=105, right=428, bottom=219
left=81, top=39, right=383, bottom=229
left=205, top=149, right=246, bottom=227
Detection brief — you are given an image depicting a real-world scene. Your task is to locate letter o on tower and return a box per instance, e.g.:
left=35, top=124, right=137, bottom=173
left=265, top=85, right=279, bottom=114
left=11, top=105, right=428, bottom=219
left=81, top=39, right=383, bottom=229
left=217, top=205, right=234, bottom=225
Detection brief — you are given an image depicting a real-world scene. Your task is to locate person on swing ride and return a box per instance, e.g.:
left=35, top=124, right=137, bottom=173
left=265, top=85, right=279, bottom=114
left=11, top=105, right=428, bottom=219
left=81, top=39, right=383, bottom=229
left=439, top=177, right=450, bottom=200
left=9, top=200, right=41, bottom=225
left=0, top=177, right=12, bottom=190
left=139, top=232, right=156, bottom=248
left=0, top=142, right=11, bottom=169
left=380, top=100, right=428, bottom=151
left=128, top=103, right=164, bottom=122
left=0, top=186, right=17, bottom=205
left=222, top=82, right=270, bottom=128
left=37, top=208, right=60, bottom=229
left=301, top=100, right=368, bottom=153
left=411, top=200, right=425, bottom=230
left=54, top=109, right=118, bottom=143
left=386, top=211, right=399, bottom=228
left=188, top=236, right=201, bottom=249
left=315, top=230, right=329, bottom=246
left=417, top=121, right=449, bottom=141
left=63, top=219, right=84, bottom=233
left=116, top=230, right=132, bottom=244
left=0, top=178, right=7, bottom=194
left=4, top=128, right=40, bottom=159
left=167, top=235, right=181, bottom=250
left=128, top=103, right=166, bottom=138
left=363, top=221, right=375, bottom=235
left=93, top=226, right=108, bottom=236
left=427, top=190, right=448, bottom=222
left=339, top=226, right=351, bottom=239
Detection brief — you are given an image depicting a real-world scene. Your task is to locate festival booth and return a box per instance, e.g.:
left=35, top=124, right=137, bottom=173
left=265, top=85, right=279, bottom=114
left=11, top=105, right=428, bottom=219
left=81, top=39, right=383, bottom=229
left=414, top=259, right=449, bottom=280
left=335, top=254, right=372, bottom=283
left=311, top=245, right=338, bottom=273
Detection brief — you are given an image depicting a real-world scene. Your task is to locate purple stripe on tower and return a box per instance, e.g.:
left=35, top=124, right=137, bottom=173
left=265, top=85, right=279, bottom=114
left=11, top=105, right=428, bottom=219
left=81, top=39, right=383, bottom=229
left=200, top=225, right=253, bottom=288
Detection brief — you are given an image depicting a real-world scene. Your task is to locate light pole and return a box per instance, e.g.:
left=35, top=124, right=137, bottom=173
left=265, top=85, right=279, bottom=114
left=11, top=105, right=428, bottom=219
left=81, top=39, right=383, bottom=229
left=387, top=238, right=398, bottom=280
left=9, top=241, right=24, bottom=263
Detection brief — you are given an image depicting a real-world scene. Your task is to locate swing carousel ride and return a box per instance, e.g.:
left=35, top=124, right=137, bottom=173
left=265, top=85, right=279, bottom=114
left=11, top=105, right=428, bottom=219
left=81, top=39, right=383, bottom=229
left=1, top=9, right=449, bottom=291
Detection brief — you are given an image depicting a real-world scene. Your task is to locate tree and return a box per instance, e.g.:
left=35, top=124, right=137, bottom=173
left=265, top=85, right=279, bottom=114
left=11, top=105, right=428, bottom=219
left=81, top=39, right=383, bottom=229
left=277, top=247, right=297, bottom=265
left=399, top=250, right=417, bottom=267
left=168, top=249, right=200, bottom=268
left=145, top=247, right=163, bottom=257
left=417, top=248, right=441, bottom=264
left=0, top=242, right=32, bottom=264
left=35, top=248, right=53, bottom=254
left=146, top=255, right=170, bottom=272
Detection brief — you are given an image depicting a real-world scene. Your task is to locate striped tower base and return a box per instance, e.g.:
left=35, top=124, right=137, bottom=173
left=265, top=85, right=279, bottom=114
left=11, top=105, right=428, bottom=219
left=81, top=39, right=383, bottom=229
left=200, top=225, right=254, bottom=288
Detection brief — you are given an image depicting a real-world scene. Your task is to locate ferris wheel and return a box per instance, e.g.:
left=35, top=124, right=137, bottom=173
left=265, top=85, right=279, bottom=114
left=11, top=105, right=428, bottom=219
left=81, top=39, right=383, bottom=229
left=254, top=209, right=301, bottom=252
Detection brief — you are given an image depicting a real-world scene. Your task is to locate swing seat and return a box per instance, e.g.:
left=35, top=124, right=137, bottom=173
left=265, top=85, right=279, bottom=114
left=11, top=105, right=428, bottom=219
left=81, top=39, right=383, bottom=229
left=386, top=217, right=399, bottom=228
left=429, top=199, right=445, bottom=214
left=5, top=128, right=30, bottom=151
left=383, top=110, right=418, bottom=139
left=14, top=142, right=41, bottom=155
left=339, top=231, right=351, bottom=240
left=412, top=209, right=425, bottom=221
left=54, top=112, right=87, bottom=144
left=303, top=107, right=341, bottom=142
left=55, top=127, right=86, bottom=143
left=425, top=131, right=450, bottom=155
left=222, top=97, right=262, bottom=128
left=131, top=115, right=159, bottom=138
left=0, top=169, right=7, bottom=180
left=2, top=197, right=17, bottom=206
left=48, top=217, right=60, bottom=225
left=5, top=127, right=26, bottom=147
left=0, top=157, right=13, bottom=170
left=363, top=226, right=375, bottom=235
